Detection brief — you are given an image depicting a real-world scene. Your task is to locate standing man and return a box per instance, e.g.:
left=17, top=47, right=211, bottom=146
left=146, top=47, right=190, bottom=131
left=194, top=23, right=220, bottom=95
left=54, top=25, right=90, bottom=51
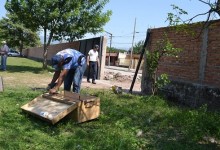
left=0, top=41, right=9, bottom=71
left=87, top=44, right=100, bottom=84
left=48, top=48, right=86, bottom=94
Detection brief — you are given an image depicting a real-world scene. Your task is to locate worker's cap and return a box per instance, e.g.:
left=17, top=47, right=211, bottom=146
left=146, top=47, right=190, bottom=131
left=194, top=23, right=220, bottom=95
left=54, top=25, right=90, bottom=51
left=94, top=45, right=99, bottom=49
left=51, top=55, right=63, bottom=68
left=1, top=41, right=6, bottom=44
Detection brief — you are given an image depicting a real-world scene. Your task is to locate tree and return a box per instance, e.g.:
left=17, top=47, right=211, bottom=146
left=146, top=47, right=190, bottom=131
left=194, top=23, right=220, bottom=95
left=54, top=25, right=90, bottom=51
left=133, top=40, right=144, bottom=54
left=191, top=0, right=220, bottom=20
left=5, top=0, right=112, bottom=69
left=106, top=47, right=127, bottom=53
left=0, top=14, right=41, bottom=55
left=145, top=36, right=181, bottom=95
left=167, top=0, right=220, bottom=28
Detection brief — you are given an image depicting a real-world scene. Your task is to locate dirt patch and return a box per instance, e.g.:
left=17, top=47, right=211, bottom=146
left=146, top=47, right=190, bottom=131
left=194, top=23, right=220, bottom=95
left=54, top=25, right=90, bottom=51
left=81, top=69, right=142, bottom=93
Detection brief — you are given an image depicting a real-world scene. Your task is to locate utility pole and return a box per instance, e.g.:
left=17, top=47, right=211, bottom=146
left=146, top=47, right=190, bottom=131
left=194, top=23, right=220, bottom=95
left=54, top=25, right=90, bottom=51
left=130, top=18, right=136, bottom=70
left=105, top=31, right=112, bottom=66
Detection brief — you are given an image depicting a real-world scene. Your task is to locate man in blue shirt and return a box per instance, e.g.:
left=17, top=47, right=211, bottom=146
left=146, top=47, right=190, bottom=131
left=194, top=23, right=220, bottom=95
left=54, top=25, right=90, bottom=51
left=48, top=48, right=86, bottom=94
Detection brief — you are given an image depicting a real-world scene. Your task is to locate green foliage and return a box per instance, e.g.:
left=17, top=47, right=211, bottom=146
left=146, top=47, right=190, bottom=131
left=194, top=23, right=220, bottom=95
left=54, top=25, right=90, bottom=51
left=5, top=0, right=112, bottom=42
left=5, top=0, right=112, bottom=68
left=166, top=4, right=205, bottom=37
left=156, top=73, right=170, bottom=89
left=133, top=40, right=145, bottom=54
left=0, top=14, right=41, bottom=52
left=146, top=36, right=182, bottom=95
left=106, top=46, right=127, bottom=53
left=166, top=4, right=188, bottom=26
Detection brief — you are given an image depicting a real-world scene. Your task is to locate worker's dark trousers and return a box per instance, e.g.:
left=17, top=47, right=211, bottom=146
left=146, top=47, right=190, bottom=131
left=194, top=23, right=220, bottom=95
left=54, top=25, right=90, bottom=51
left=87, top=61, right=97, bottom=82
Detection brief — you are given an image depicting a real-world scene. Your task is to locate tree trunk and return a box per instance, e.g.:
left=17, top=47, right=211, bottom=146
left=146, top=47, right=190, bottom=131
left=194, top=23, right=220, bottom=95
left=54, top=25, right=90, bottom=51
left=43, top=28, right=48, bottom=69
left=141, top=54, right=153, bottom=95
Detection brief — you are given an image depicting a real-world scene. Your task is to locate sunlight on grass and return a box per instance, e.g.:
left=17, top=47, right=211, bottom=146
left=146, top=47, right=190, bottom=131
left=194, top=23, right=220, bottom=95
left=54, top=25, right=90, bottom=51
left=1, top=57, right=53, bottom=89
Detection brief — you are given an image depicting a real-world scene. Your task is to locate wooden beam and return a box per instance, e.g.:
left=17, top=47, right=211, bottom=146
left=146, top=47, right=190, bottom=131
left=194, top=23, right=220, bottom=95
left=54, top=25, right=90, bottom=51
left=0, top=76, right=3, bottom=92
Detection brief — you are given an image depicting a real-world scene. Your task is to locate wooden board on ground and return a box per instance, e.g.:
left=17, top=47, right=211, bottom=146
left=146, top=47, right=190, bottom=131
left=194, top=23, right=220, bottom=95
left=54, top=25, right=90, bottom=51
left=21, top=95, right=78, bottom=124
left=21, top=91, right=100, bottom=124
left=0, top=76, right=3, bottom=92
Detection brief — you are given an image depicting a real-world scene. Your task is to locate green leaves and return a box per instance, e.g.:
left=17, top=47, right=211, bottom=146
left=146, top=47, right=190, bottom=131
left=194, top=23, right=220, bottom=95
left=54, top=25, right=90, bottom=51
left=0, top=14, right=41, bottom=51
left=166, top=4, right=188, bottom=27
left=5, top=0, right=112, bottom=68
left=146, top=35, right=182, bottom=95
left=133, top=40, right=145, bottom=54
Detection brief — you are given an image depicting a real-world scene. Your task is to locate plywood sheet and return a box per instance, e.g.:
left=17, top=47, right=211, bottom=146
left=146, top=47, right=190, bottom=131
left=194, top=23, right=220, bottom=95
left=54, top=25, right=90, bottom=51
left=21, top=95, right=78, bottom=124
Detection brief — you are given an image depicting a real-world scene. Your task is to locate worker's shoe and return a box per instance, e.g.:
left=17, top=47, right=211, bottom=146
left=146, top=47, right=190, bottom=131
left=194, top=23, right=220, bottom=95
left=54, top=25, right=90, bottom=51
left=92, top=81, right=96, bottom=84
left=87, top=80, right=91, bottom=83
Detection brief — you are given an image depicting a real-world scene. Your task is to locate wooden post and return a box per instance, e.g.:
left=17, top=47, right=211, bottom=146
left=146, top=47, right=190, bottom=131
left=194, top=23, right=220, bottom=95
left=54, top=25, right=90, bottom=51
left=129, top=29, right=151, bottom=93
left=0, top=76, right=3, bottom=92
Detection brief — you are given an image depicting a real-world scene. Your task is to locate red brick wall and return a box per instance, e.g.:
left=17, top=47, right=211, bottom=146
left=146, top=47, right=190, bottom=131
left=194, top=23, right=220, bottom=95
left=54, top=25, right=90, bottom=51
left=147, top=20, right=220, bottom=88
left=204, top=21, right=220, bottom=87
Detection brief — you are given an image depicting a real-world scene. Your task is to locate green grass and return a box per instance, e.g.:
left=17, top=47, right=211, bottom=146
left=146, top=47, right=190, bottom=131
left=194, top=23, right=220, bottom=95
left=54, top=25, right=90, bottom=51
left=0, top=57, right=220, bottom=150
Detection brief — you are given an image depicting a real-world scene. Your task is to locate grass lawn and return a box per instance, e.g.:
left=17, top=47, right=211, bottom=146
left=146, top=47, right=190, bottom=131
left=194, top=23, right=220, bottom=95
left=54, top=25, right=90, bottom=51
left=0, top=57, right=220, bottom=150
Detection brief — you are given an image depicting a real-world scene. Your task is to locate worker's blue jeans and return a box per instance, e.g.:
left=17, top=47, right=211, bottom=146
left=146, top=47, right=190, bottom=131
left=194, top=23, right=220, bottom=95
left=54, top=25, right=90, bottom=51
left=64, top=62, right=87, bottom=93
left=1, top=54, right=7, bottom=71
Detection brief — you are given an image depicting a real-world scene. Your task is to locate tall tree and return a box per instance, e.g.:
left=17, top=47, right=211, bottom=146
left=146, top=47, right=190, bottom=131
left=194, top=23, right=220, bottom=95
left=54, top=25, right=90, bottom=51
left=5, top=0, right=112, bottom=68
left=0, top=14, right=41, bottom=55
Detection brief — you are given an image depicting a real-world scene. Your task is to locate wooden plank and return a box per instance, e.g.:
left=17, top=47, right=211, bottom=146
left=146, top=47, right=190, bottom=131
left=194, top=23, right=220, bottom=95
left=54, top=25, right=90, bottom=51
left=21, top=95, right=78, bottom=124
left=0, top=76, right=3, bottom=92
left=42, top=93, right=74, bottom=104
left=21, top=91, right=100, bottom=124
left=64, top=91, right=99, bottom=102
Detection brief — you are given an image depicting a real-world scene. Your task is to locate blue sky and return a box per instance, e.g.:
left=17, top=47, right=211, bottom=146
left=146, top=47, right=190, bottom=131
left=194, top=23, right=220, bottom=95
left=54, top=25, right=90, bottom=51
left=0, top=0, right=214, bottom=50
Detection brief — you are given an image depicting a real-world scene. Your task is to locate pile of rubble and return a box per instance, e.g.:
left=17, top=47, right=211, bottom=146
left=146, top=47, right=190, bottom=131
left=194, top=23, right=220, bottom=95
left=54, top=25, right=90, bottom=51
left=104, top=71, right=142, bottom=82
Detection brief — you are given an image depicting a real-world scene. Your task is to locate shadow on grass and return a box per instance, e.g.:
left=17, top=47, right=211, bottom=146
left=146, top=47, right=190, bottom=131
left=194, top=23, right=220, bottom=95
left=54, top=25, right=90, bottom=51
left=5, top=65, right=53, bottom=74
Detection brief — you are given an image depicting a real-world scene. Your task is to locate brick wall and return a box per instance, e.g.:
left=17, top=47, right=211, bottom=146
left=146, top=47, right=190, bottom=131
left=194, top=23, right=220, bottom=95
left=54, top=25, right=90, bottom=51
left=141, top=20, right=220, bottom=110
left=204, top=21, right=220, bottom=86
left=147, top=20, right=220, bottom=88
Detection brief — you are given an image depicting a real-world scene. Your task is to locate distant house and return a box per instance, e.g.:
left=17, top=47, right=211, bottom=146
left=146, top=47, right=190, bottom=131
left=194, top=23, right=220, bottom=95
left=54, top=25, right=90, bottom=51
left=105, top=52, right=144, bottom=69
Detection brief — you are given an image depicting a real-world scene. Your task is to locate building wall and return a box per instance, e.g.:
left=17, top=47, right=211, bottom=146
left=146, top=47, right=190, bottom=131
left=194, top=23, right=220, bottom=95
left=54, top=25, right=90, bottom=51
left=117, top=52, right=144, bottom=69
left=24, top=36, right=107, bottom=79
left=25, top=42, right=80, bottom=61
left=141, top=20, right=220, bottom=110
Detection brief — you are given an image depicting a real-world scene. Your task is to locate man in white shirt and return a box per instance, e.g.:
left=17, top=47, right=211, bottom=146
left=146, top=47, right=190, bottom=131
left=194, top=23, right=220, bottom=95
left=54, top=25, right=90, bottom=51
left=0, top=41, right=9, bottom=71
left=87, top=45, right=100, bottom=84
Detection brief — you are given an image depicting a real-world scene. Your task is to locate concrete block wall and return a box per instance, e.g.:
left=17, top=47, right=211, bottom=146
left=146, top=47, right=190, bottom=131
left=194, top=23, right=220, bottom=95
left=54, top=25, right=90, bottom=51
left=26, top=42, right=80, bottom=61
